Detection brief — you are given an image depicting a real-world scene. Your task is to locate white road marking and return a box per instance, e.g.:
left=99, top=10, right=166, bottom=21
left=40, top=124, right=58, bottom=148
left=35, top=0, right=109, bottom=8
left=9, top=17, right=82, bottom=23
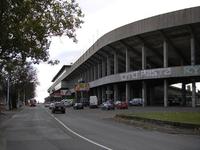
left=44, top=107, right=112, bottom=150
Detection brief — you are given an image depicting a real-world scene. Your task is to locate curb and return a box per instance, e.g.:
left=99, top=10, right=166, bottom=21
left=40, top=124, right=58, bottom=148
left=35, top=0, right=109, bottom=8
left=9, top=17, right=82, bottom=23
left=115, top=114, right=200, bottom=130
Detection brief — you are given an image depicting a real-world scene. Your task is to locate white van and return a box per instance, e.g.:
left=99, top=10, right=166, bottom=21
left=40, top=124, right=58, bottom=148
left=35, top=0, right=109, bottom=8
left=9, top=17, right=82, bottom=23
left=89, top=96, right=98, bottom=108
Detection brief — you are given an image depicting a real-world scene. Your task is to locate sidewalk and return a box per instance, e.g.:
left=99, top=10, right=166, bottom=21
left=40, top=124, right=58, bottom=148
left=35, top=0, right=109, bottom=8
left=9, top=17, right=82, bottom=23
left=0, top=107, right=24, bottom=126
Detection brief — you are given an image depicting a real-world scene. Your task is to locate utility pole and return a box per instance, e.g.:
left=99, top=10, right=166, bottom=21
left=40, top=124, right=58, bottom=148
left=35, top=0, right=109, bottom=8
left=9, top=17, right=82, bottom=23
left=6, top=75, right=10, bottom=110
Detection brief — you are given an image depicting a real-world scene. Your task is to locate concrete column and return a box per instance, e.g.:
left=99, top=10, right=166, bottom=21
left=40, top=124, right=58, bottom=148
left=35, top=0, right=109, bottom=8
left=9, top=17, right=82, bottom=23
left=114, top=84, right=118, bottom=102
left=93, top=65, right=96, bottom=80
left=142, top=81, right=147, bottom=107
left=107, top=56, right=111, bottom=75
left=142, top=45, right=147, bottom=106
left=84, top=72, right=87, bottom=82
left=98, top=63, right=101, bottom=78
left=106, top=85, right=111, bottom=100
left=90, top=67, right=93, bottom=81
left=149, top=87, right=155, bottom=105
left=163, top=40, right=168, bottom=68
left=95, top=88, right=97, bottom=96
left=126, top=48, right=130, bottom=72
left=181, top=82, right=186, bottom=106
left=163, top=40, right=168, bottom=107
left=102, top=59, right=106, bottom=77
left=192, top=80, right=196, bottom=108
left=191, top=34, right=196, bottom=107
left=101, top=86, right=106, bottom=102
left=114, top=51, right=118, bottom=74
left=142, top=45, right=146, bottom=70
left=97, top=87, right=102, bottom=104
left=87, top=69, right=90, bottom=82
left=191, top=34, right=195, bottom=66
left=126, top=83, right=130, bottom=103
left=164, top=80, right=168, bottom=107
left=125, top=48, right=131, bottom=104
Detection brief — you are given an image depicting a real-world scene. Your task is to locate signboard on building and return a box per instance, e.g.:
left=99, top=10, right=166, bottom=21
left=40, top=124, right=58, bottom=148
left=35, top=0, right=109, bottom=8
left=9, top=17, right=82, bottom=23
left=60, top=90, right=72, bottom=96
left=75, top=83, right=90, bottom=92
left=106, top=90, right=113, bottom=95
left=51, top=91, right=61, bottom=97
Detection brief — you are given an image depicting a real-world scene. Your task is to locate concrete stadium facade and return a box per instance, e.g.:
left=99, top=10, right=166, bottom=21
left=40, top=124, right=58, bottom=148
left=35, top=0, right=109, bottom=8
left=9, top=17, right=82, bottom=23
left=48, top=6, right=200, bottom=107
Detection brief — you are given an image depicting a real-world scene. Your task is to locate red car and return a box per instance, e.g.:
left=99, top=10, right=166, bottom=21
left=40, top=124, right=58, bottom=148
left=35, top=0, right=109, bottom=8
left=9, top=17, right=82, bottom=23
left=115, top=101, right=128, bottom=109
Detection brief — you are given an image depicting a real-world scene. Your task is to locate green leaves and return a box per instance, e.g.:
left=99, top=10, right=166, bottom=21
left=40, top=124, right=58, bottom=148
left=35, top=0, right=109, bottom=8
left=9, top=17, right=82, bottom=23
left=0, top=0, right=84, bottom=68
left=0, top=0, right=84, bottom=105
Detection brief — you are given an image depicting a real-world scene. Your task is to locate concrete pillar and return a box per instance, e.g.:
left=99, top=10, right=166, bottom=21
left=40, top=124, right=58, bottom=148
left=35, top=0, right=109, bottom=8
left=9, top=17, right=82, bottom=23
left=93, top=65, right=96, bottom=80
left=97, top=87, right=102, bottom=104
left=126, top=48, right=130, bottom=72
left=191, top=34, right=196, bottom=107
left=192, top=80, right=196, bottom=108
left=163, top=40, right=168, bottom=107
left=84, top=72, right=86, bottom=82
left=102, top=59, right=106, bottom=77
left=182, top=82, right=186, bottom=106
left=125, top=48, right=131, bottom=104
left=90, top=67, right=93, bottom=81
left=142, top=45, right=146, bottom=70
left=164, top=80, right=168, bottom=107
left=102, top=86, right=106, bottom=102
left=142, top=45, right=147, bottom=106
left=114, top=84, right=118, bottom=102
left=142, top=81, right=147, bottom=107
left=191, top=34, right=195, bottom=66
left=149, top=87, right=155, bottom=105
left=107, top=56, right=111, bottom=75
left=114, top=51, right=118, bottom=74
left=106, top=85, right=111, bottom=100
left=87, top=69, right=90, bottom=82
left=163, top=40, right=168, bottom=68
left=98, top=63, right=101, bottom=78
left=126, top=83, right=130, bottom=103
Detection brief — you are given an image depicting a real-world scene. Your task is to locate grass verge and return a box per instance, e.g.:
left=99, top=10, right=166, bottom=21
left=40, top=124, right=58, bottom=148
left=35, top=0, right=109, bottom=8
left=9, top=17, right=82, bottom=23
left=118, top=112, right=200, bottom=125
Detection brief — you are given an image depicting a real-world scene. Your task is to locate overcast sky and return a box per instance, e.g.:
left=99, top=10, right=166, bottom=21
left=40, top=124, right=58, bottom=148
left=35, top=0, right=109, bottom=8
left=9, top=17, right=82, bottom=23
left=35, top=0, right=200, bottom=102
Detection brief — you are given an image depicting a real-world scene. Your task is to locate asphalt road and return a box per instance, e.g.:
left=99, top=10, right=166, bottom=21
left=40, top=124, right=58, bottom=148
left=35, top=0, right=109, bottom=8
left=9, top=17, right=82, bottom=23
left=0, top=105, right=200, bottom=150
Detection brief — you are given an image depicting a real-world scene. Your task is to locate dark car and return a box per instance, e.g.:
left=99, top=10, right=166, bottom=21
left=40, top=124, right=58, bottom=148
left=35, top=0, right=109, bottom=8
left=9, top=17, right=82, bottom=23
left=101, top=100, right=115, bottom=110
left=168, top=97, right=181, bottom=106
left=115, top=101, right=128, bottom=109
left=51, top=102, right=65, bottom=114
left=80, top=98, right=89, bottom=107
left=73, top=103, right=84, bottom=110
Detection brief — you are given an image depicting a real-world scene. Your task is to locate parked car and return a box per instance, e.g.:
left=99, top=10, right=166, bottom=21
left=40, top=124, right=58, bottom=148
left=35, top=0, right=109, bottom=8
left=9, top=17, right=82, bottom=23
left=115, top=101, right=128, bottom=109
left=51, top=102, right=65, bottom=114
left=44, top=102, right=50, bottom=107
left=129, top=98, right=143, bottom=106
left=89, top=96, right=98, bottom=108
left=114, top=101, right=121, bottom=106
left=62, top=99, right=73, bottom=107
left=29, top=99, right=37, bottom=107
left=168, top=97, right=181, bottom=106
left=73, top=102, right=84, bottom=110
left=101, top=100, right=115, bottom=110
left=49, top=102, right=55, bottom=109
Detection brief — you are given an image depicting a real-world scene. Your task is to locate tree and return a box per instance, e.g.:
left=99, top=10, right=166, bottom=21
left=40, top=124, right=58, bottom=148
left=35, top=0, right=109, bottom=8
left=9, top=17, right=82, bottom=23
left=0, top=0, right=84, bottom=69
left=0, top=61, right=38, bottom=109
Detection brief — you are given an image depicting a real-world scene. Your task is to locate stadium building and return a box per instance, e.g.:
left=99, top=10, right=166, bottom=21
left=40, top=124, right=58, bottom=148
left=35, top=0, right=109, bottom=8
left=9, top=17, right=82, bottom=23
left=48, top=6, right=200, bottom=107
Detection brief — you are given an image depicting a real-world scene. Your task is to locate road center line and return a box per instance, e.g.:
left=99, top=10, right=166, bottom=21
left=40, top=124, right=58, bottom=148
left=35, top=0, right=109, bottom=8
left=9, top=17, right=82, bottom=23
left=44, top=108, right=112, bottom=150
